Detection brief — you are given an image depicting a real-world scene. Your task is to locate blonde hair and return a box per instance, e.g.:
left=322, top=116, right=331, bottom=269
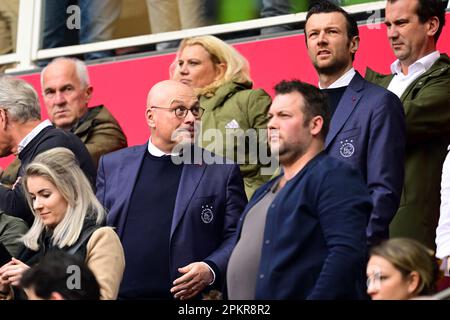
left=370, top=238, right=439, bottom=296
left=22, top=148, right=105, bottom=251
left=176, top=35, right=252, bottom=96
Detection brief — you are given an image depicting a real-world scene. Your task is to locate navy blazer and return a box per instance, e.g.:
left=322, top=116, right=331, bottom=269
left=325, top=72, right=405, bottom=246
left=240, top=153, right=372, bottom=299
left=96, top=144, right=247, bottom=287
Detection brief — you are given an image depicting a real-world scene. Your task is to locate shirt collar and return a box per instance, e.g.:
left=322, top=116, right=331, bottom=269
left=147, top=138, right=180, bottom=157
left=319, top=67, right=356, bottom=89
left=390, top=51, right=440, bottom=76
left=17, top=119, right=53, bottom=154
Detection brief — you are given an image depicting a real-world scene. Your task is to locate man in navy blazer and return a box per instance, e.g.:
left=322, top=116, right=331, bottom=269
left=97, top=80, right=247, bottom=300
left=227, top=80, right=372, bottom=299
left=304, top=1, right=405, bottom=246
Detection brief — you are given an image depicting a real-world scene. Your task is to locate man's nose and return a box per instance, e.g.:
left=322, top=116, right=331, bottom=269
left=54, top=91, right=66, bottom=105
left=184, top=109, right=196, bottom=123
left=387, top=25, right=399, bottom=39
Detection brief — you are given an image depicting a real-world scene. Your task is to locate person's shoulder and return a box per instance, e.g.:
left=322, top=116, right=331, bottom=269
left=34, top=126, right=79, bottom=149
left=103, top=144, right=145, bottom=159
left=355, top=76, right=402, bottom=108
left=86, top=227, right=122, bottom=253
left=186, top=146, right=237, bottom=171
left=90, top=105, right=121, bottom=123
left=0, top=212, right=27, bottom=230
left=91, top=226, right=118, bottom=240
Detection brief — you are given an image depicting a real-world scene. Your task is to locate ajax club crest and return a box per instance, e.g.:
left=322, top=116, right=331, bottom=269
left=201, top=205, right=214, bottom=224
left=339, top=139, right=355, bottom=158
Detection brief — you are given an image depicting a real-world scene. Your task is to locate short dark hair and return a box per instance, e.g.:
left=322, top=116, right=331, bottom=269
left=306, top=0, right=359, bottom=40
left=274, top=80, right=331, bottom=139
left=388, top=0, right=446, bottom=42
left=20, top=251, right=100, bottom=300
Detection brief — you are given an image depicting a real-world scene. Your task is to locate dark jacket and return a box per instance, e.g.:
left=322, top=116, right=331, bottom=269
left=0, top=125, right=96, bottom=225
left=238, top=152, right=371, bottom=299
left=97, top=144, right=247, bottom=290
left=325, top=72, right=405, bottom=246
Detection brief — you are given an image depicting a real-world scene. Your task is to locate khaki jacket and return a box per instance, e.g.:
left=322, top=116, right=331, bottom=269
left=200, top=81, right=273, bottom=199
left=365, top=54, right=450, bottom=248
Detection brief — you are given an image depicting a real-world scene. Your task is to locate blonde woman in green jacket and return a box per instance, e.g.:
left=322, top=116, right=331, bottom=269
left=172, top=35, right=273, bottom=199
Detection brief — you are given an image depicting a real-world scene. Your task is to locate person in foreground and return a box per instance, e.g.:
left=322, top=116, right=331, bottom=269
left=20, top=250, right=100, bottom=300
left=227, top=80, right=372, bottom=299
left=0, top=147, right=125, bottom=300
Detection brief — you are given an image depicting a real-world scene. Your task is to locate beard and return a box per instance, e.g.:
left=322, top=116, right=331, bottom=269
left=270, top=140, right=305, bottom=167
left=313, top=57, right=349, bottom=76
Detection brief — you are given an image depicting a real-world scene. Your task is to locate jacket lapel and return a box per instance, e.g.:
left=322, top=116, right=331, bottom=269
left=170, top=161, right=206, bottom=239
left=325, top=72, right=365, bottom=148
left=114, top=144, right=147, bottom=237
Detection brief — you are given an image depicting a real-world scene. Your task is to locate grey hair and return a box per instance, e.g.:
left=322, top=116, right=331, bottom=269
left=21, top=147, right=105, bottom=251
left=0, top=76, right=41, bottom=122
left=40, top=57, right=91, bottom=89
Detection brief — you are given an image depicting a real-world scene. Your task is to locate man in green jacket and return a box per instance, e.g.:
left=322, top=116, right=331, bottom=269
left=365, top=0, right=450, bottom=249
left=0, top=57, right=128, bottom=186
left=0, top=211, right=28, bottom=257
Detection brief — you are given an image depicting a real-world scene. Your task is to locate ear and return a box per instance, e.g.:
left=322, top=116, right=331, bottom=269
left=214, top=63, right=227, bottom=81
left=0, top=109, right=8, bottom=130
left=146, top=107, right=155, bottom=128
left=426, top=16, right=440, bottom=38
left=349, top=36, right=360, bottom=55
left=85, top=86, right=93, bottom=102
left=406, top=271, right=420, bottom=295
left=310, top=116, right=324, bottom=137
left=49, top=292, right=65, bottom=300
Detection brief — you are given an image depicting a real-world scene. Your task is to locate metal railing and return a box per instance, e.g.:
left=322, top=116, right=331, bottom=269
left=3, top=1, right=388, bottom=73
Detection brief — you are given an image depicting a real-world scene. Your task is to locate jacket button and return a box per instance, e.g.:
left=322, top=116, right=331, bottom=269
left=271, top=203, right=276, bottom=208
left=260, top=274, right=265, bottom=279
left=265, top=240, right=270, bottom=244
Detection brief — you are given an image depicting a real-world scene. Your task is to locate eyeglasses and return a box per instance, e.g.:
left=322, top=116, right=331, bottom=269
left=150, top=105, right=204, bottom=120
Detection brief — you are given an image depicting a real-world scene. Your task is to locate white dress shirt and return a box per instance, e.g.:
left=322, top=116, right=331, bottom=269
left=387, top=51, right=440, bottom=98
left=17, top=119, right=52, bottom=154
left=318, top=67, right=356, bottom=89
left=437, top=145, right=450, bottom=275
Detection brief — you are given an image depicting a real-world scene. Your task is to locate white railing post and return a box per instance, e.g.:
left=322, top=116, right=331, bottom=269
left=13, top=0, right=43, bottom=72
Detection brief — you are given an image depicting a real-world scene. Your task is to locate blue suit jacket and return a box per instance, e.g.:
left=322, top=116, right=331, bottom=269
left=96, top=144, right=247, bottom=287
left=325, top=72, right=405, bottom=246
left=242, top=153, right=372, bottom=299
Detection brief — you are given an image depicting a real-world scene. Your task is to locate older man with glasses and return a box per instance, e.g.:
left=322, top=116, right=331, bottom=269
left=96, top=80, right=247, bottom=300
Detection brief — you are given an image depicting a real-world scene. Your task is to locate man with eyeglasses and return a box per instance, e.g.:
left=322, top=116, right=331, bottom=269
left=96, top=80, right=247, bottom=300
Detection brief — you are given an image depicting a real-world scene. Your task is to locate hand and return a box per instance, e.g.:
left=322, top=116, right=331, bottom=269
left=0, top=258, right=30, bottom=287
left=170, top=262, right=213, bottom=300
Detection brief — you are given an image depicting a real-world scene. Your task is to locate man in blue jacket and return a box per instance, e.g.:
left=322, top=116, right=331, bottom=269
left=305, top=1, right=405, bottom=247
left=97, top=80, right=247, bottom=300
left=227, top=80, right=372, bottom=299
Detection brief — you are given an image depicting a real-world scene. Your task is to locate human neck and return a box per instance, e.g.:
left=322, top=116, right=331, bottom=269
left=282, top=143, right=323, bottom=181
left=11, top=120, right=42, bottom=154
left=399, top=46, right=437, bottom=75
